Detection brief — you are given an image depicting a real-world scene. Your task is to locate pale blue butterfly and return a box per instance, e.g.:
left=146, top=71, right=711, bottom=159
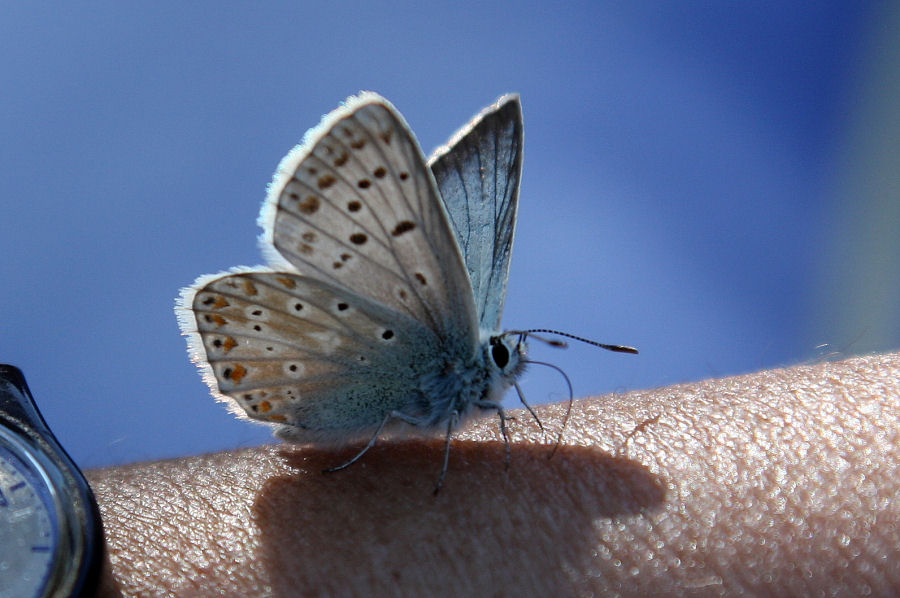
left=177, top=93, right=636, bottom=490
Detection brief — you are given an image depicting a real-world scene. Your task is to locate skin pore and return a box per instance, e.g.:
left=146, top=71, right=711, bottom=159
left=88, top=351, right=900, bottom=596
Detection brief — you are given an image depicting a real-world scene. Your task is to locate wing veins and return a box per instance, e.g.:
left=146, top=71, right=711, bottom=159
left=273, top=158, right=428, bottom=326
left=349, top=111, right=449, bottom=332
left=203, top=286, right=385, bottom=366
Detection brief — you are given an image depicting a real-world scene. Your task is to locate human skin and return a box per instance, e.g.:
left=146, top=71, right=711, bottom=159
left=88, top=351, right=900, bottom=597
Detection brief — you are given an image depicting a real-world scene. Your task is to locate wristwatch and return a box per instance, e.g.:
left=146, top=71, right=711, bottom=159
left=0, top=365, right=103, bottom=597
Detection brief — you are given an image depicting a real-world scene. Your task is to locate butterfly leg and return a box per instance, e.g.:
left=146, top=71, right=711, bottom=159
left=474, top=400, right=512, bottom=469
left=324, top=410, right=440, bottom=476
left=323, top=412, right=395, bottom=474
left=433, top=410, right=460, bottom=495
left=514, top=382, right=545, bottom=434
left=375, top=409, right=460, bottom=495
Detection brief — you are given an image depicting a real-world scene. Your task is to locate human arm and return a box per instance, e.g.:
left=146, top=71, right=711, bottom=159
left=89, top=351, right=900, bottom=596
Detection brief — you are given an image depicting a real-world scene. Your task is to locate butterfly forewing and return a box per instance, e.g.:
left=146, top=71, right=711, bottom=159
left=188, top=271, right=439, bottom=437
left=429, top=94, right=523, bottom=331
left=261, top=93, right=478, bottom=347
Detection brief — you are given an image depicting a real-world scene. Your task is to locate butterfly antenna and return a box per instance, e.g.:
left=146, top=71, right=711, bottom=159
left=513, top=329, right=638, bottom=354
left=523, top=359, right=574, bottom=458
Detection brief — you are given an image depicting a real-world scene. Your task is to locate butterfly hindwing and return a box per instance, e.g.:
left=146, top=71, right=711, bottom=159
left=184, top=270, right=440, bottom=440
left=429, top=94, right=523, bottom=331
left=260, top=93, right=479, bottom=347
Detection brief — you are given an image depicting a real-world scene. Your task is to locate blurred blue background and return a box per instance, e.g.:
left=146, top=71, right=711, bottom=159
left=2, top=3, right=897, bottom=469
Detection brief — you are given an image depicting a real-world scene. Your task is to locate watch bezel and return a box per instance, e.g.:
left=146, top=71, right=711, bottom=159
left=0, top=366, right=103, bottom=598
left=0, top=424, right=81, bottom=597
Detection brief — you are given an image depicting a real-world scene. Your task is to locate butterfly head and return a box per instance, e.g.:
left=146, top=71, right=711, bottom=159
left=485, top=332, right=528, bottom=391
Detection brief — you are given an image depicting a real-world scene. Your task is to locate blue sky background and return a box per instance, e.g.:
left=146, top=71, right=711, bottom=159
left=2, top=3, right=897, bottom=469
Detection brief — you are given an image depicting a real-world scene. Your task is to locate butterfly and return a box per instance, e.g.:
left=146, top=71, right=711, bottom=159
left=177, top=93, right=636, bottom=490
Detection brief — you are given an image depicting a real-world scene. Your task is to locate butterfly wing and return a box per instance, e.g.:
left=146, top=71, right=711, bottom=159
left=259, top=92, right=479, bottom=349
left=428, top=94, right=523, bottom=331
left=179, top=270, right=443, bottom=442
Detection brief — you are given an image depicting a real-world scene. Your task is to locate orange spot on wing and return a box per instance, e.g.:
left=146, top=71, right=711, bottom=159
left=213, top=296, right=229, bottom=309
left=259, top=400, right=272, bottom=413
left=276, top=276, right=296, bottom=289
left=269, top=414, right=287, bottom=422
left=222, top=337, right=237, bottom=353
left=299, top=196, right=320, bottom=214
left=227, top=364, right=247, bottom=384
left=242, top=280, right=258, bottom=296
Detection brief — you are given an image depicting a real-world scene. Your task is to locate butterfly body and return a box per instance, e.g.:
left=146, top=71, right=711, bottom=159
left=179, top=93, right=529, bottom=459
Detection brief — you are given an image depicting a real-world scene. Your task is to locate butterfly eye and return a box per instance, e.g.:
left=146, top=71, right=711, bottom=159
left=490, top=338, right=510, bottom=369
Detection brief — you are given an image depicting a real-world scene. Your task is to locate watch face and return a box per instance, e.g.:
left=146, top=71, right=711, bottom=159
left=0, top=429, right=62, bottom=598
